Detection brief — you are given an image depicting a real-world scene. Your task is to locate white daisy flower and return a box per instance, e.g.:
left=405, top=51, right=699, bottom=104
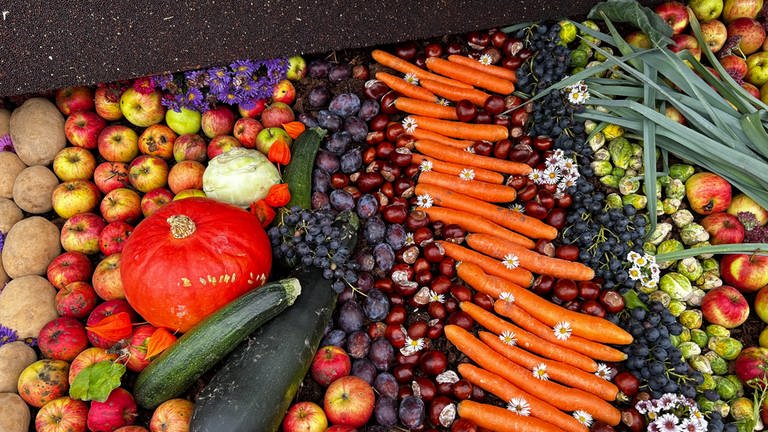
left=567, top=87, right=591, bottom=105
left=646, top=254, right=657, bottom=265
left=542, top=166, right=561, bottom=185
left=506, top=397, right=531, bottom=416
left=552, top=149, right=565, bottom=159
left=459, top=168, right=475, bottom=181
left=404, top=232, right=415, bottom=246
left=635, top=254, right=649, bottom=267
left=415, top=193, right=434, bottom=208
left=528, top=169, right=544, bottom=184
left=642, top=278, right=658, bottom=290
left=532, top=363, right=549, bottom=380
left=499, top=330, right=517, bottom=346
left=403, top=73, right=419, bottom=85
left=594, top=363, right=613, bottom=380
left=479, top=53, right=493, bottom=65
left=402, top=116, right=418, bottom=133
left=545, top=153, right=562, bottom=167
left=400, top=336, right=425, bottom=356
left=437, top=97, right=451, bottom=106
left=561, top=157, right=578, bottom=172
left=653, top=413, right=681, bottom=432
left=429, top=290, right=445, bottom=304
left=553, top=321, right=572, bottom=340
left=557, top=176, right=578, bottom=191
left=464, top=145, right=476, bottom=154
left=498, top=292, right=515, bottom=303
left=627, top=265, right=643, bottom=281
left=501, top=253, right=520, bottom=270
left=649, top=263, right=661, bottom=278
left=419, top=159, right=433, bottom=172
left=627, top=250, right=642, bottom=264
left=509, top=203, right=525, bottom=213
left=572, top=410, right=594, bottom=427
left=635, top=400, right=652, bottom=415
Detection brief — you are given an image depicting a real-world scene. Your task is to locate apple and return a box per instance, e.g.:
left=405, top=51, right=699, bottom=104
left=722, top=0, right=764, bottom=22
left=120, top=88, right=166, bottom=127
left=94, top=162, right=131, bottom=194
left=655, top=1, right=690, bottom=34
left=743, top=81, right=762, bottom=99
left=325, top=426, right=357, bottom=432
left=166, top=106, right=202, bottom=135
left=699, top=19, right=728, bottom=53
left=87, top=387, right=138, bottom=432
left=233, top=117, right=264, bottom=149
left=201, top=105, right=236, bottom=138
left=746, top=51, right=768, bottom=87
left=324, top=376, right=375, bottom=428
left=36, top=396, right=89, bottom=432
left=99, top=221, right=134, bottom=255
left=701, top=285, right=750, bottom=328
left=138, top=124, right=177, bottom=159
left=92, top=253, right=125, bottom=301
left=60, top=212, right=107, bottom=255
left=701, top=212, right=745, bottom=244
left=47, top=251, right=94, bottom=290
left=286, top=55, right=308, bottom=81
left=721, top=253, right=768, bottom=292
left=734, top=346, right=768, bottom=385
left=207, top=135, right=242, bottom=159
left=685, top=172, right=732, bottom=215
left=52, top=180, right=101, bottom=218
left=65, top=111, right=107, bottom=149
left=721, top=54, right=749, bottom=81
left=238, top=98, right=267, bottom=118
left=727, top=17, right=766, bottom=55
left=669, top=34, right=702, bottom=60
left=173, top=134, right=208, bottom=162
left=260, top=102, right=295, bottom=128
left=755, top=285, right=768, bottom=323
left=98, top=125, right=139, bottom=162
left=114, top=427, right=149, bottom=432
left=38, top=316, right=89, bottom=361
left=17, top=359, right=70, bottom=407
left=689, top=0, right=724, bottom=21
left=68, top=346, right=119, bottom=385
left=168, top=160, right=205, bottom=194
left=626, top=31, right=651, bottom=48
left=311, top=345, right=352, bottom=386
left=126, top=324, right=157, bottom=373
left=129, top=155, right=169, bottom=193
left=255, top=127, right=293, bottom=155
left=95, top=86, right=124, bottom=121
left=282, top=401, right=328, bottom=432
left=173, top=189, right=206, bottom=200
left=100, top=187, right=142, bottom=223
left=141, top=188, right=174, bottom=217
left=728, top=193, right=768, bottom=226
left=53, top=146, right=97, bottom=182
left=55, top=281, right=99, bottom=319
left=665, top=105, right=686, bottom=124
left=149, top=398, right=194, bottom=432
left=55, top=86, right=95, bottom=115
left=272, top=79, right=296, bottom=105
left=86, top=299, right=136, bottom=348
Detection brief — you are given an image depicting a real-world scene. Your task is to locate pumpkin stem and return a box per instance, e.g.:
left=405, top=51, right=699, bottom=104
left=167, top=215, right=196, bottom=238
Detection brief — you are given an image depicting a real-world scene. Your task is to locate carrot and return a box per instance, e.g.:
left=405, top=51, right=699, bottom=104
left=426, top=57, right=515, bottom=95
left=371, top=49, right=473, bottom=89
left=465, top=232, right=595, bottom=281
left=410, top=128, right=475, bottom=149
left=460, top=302, right=598, bottom=373
left=438, top=241, right=534, bottom=288
left=375, top=72, right=438, bottom=103
left=418, top=171, right=517, bottom=203
left=478, top=331, right=619, bottom=401
left=415, top=139, right=530, bottom=175
left=422, top=206, right=535, bottom=249
left=458, top=364, right=589, bottom=432
left=445, top=325, right=622, bottom=426
left=456, top=261, right=633, bottom=345
left=457, top=400, right=566, bottom=432
left=447, top=54, right=518, bottom=82
left=393, top=97, right=458, bottom=120
left=420, top=78, right=491, bottom=106
left=411, top=154, right=504, bottom=184
left=495, top=299, right=628, bottom=363
left=407, top=116, right=508, bottom=142
left=415, top=183, right=557, bottom=240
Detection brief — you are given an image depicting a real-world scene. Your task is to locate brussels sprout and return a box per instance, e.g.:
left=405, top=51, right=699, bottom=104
left=559, top=20, right=578, bottom=45
left=708, top=336, right=743, bottom=360
left=690, top=329, right=709, bottom=348
left=702, top=258, right=719, bottom=273
left=689, top=354, right=713, bottom=374
left=677, top=257, right=703, bottom=282
left=679, top=341, right=702, bottom=359
left=629, top=142, right=643, bottom=157
left=594, top=46, right=614, bottom=62
left=697, top=396, right=716, bottom=412
left=657, top=175, right=672, bottom=187
left=600, top=175, right=620, bottom=189
left=619, top=176, right=641, bottom=195
left=668, top=300, right=687, bottom=317
left=589, top=132, right=606, bottom=151
left=611, top=167, right=626, bottom=178
left=608, top=137, right=633, bottom=168
left=729, top=397, right=755, bottom=423
left=665, top=178, right=686, bottom=200
left=591, top=160, right=613, bottom=175
left=648, top=290, right=671, bottom=307
left=681, top=223, right=710, bottom=245
left=697, top=397, right=730, bottom=416
left=715, top=375, right=741, bottom=400
left=603, top=124, right=624, bottom=141
left=696, top=271, right=723, bottom=291
left=698, top=373, right=716, bottom=391
left=688, top=288, right=706, bottom=307
left=706, top=325, right=731, bottom=339
left=622, top=193, right=647, bottom=210
left=712, top=400, right=730, bottom=417
left=584, top=120, right=598, bottom=134
left=670, top=163, right=695, bottom=182
left=585, top=61, right=607, bottom=78
left=628, top=156, right=643, bottom=171
left=725, top=375, right=744, bottom=398
left=679, top=327, right=691, bottom=343
left=662, top=198, right=681, bottom=215
left=707, top=353, right=729, bottom=375
left=569, top=49, right=590, bottom=68
left=643, top=242, right=657, bottom=255
left=625, top=168, right=638, bottom=177
left=580, top=20, right=602, bottom=46
left=649, top=224, right=674, bottom=245
left=605, top=193, right=623, bottom=209
left=670, top=333, right=682, bottom=347
left=571, top=67, right=585, bottom=74
left=692, top=241, right=714, bottom=259
left=671, top=209, right=695, bottom=228
left=679, top=309, right=703, bottom=329
left=642, top=178, right=663, bottom=199
left=660, top=272, right=695, bottom=301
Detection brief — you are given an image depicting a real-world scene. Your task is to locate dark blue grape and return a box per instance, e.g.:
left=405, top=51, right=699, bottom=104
left=356, top=194, right=379, bottom=219
left=328, top=64, right=352, bottom=83
left=365, top=216, right=386, bottom=243
left=363, top=289, right=390, bottom=321
left=315, top=150, right=340, bottom=173
left=329, top=93, right=361, bottom=117
left=308, top=86, right=331, bottom=107
left=297, top=112, right=318, bottom=128
left=329, top=189, right=355, bottom=211
left=398, top=396, right=425, bottom=429
left=373, top=243, right=395, bottom=272
left=386, top=224, right=406, bottom=250
left=320, top=329, right=346, bottom=347
left=316, top=110, right=342, bottom=131
left=340, top=147, right=362, bottom=173
left=308, top=59, right=330, bottom=78
left=374, top=372, right=399, bottom=399
left=346, top=330, right=371, bottom=359
left=338, top=300, right=364, bottom=332
left=368, top=338, right=394, bottom=371
left=358, top=99, right=380, bottom=121
left=375, top=396, right=399, bottom=427
left=351, top=358, right=377, bottom=384
left=325, top=131, right=351, bottom=154
left=344, top=116, right=368, bottom=142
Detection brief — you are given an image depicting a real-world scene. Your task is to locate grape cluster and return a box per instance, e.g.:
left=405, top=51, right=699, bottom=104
left=514, top=23, right=570, bottom=96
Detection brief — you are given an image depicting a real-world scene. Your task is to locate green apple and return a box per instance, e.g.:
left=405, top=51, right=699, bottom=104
left=625, top=31, right=651, bottom=49
left=689, top=0, right=724, bottom=21
left=255, top=127, right=292, bottom=155
left=286, top=55, right=307, bottom=81
left=165, top=107, right=202, bottom=135
left=746, top=51, right=768, bottom=87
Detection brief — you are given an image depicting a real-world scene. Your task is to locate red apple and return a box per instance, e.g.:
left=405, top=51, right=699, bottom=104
left=238, top=98, right=267, bottom=118
left=92, top=253, right=125, bottom=301
left=167, top=160, right=205, bottom=195
left=260, top=102, right=295, bottom=128
left=272, top=79, right=296, bottom=105
left=701, top=212, right=746, bottom=244
left=65, top=111, right=107, bottom=149
left=701, top=285, right=750, bottom=328
left=173, top=134, right=208, bottom=163
left=141, top=188, right=174, bottom=217
left=100, top=188, right=142, bottom=223
left=55, top=86, right=95, bottom=115
left=721, top=253, right=768, bottom=293
left=282, top=401, right=328, bottom=432
left=655, top=1, right=689, bottom=34
left=201, top=105, right=236, bottom=138
left=86, top=298, right=135, bottom=348
left=149, top=398, right=194, bottom=432
left=325, top=426, right=357, bottom=432
left=53, top=146, right=97, bottom=181
left=728, top=193, right=768, bottom=226
left=255, top=127, right=292, bottom=155
left=700, top=19, right=728, bottom=53
left=47, top=251, right=94, bottom=290
left=52, top=180, right=102, bottom=219
left=94, top=86, right=124, bottom=121
left=36, top=396, right=89, bottom=432
left=60, top=212, right=107, bottom=255
left=94, top=162, right=131, bottom=194
left=311, top=345, right=352, bottom=386
left=17, top=359, right=70, bottom=408
left=754, top=285, right=768, bottom=323
left=727, top=17, right=766, bottom=55
left=126, top=324, right=157, bottom=373
left=734, top=346, right=768, bottom=385
left=114, top=427, right=150, bottom=432
left=685, top=172, right=732, bottom=215
left=120, top=88, right=166, bottom=127
left=138, top=123, right=177, bottom=160
left=668, top=34, right=701, bottom=61
left=665, top=105, right=686, bottom=124
left=723, top=0, right=764, bottom=22
left=323, top=376, right=375, bottom=428
left=38, top=316, right=89, bottom=361
left=233, top=117, right=264, bottom=149
left=55, top=281, right=99, bottom=319
left=99, top=221, right=134, bottom=255
left=742, top=82, right=761, bottom=99
left=720, top=54, right=749, bottom=81
left=68, top=347, right=119, bottom=385
left=129, top=155, right=169, bottom=193
left=207, top=135, right=242, bottom=159
left=626, top=31, right=652, bottom=49
left=98, top=125, right=139, bottom=162
left=87, top=388, right=138, bottom=432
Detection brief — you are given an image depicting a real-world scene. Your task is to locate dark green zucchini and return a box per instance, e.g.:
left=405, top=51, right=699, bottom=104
left=283, top=127, right=327, bottom=209
left=133, top=278, right=302, bottom=408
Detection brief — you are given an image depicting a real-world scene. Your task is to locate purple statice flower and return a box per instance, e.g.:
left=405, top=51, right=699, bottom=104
left=219, top=87, right=246, bottom=106
left=230, top=59, right=256, bottom=76
left=0, top=324, right=18, bottom=347
left=23, top=337, right=37, bottom=348
left=184, top=69, right=209, bottom=89
left=0, top=134, right=14, bottom=153
left=207, top=67, right=232, bottom=95
left=152, top=72, right=177, bottom=91
left=160, top=93, right=183, bottom=112
left=0, top=231, right=5, bottom=252
left=183, top=88, right=206, bottom=112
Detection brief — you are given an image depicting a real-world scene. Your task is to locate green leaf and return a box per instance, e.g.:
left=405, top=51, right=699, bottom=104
left=623, top=289, right=648, bottom=310
left=654, top=243, right=768, bottom=261
left=70, top=360, right=126, bottom=402
left=587, top=0, right=673, bottom=47
left=740, top=111, right=768, bottom=160
left=642, top=65, right=658, bottom=240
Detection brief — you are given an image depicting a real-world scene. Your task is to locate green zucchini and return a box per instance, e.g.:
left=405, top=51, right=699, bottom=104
left=283, top=127, right=327, bottom=209
left=190, top=211, right=358, bottom=432
left=133, top=278, right=302, bottom=408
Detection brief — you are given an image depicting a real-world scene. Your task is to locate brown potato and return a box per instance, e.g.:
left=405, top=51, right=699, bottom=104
left=0, top=275, right=58, bottom=339
left=0, top=259, right=8, bottom=289
left=0, top=393, right=30, bottom=432
left=1, top=216, right=61, bottom=279
left=9, top=98, right=66, bottom=166
left=0, top=342, right=37, bottom=393
left=0, top=152, right=26, bottom=199
left=0, top=198, right=23, bottom=234
left=0, top=108, right=9, bottom=136
left=12, top=166, right=59, bottom=214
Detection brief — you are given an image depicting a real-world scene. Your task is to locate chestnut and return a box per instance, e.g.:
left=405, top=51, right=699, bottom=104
left=369, top=112, right=390, bottom=131
left=531, top=275, right=555, bottom=296
left=451, top=418, right=477, bottom=432
left=472, top=292, right=494, bottom=311
left=545, top=207, right=567, bottom=229
left=385, top=122, right=406, bottom=142
left=493, top=139, right=512, bottom=160
left=553, top=279, right=578, bottom=302
left=580, top=299, right=607, bottom=318
left=555, top=244, right=580, bottom=261
left=447, top=311, right=474, bottom=330
left=452, top=379, right=473, bottom=400
left=422, top=241, right=445, bottom=263
left=599, top=289, right=626, bottom=314
left=406, top=210, right=430, bottom=231
left=428, top=302, right=447, bottom=320
left=414, top=376, right=438, bottom=403
left=424, top=42, right=444, bottom=58
left=380, top=92, right=399, bottom=114
left=385, top=324, right=407, bottom=348
left=382, top=204, right=408, bottom=224
left=419, top=350, right=448, bottom=375
left=408, top=320, right=428, bottom=339
left=395, top=41, right=419, bottom=60
left=429, top=396, right=454, bottom=427
left=394, top=364, right=415, bottom=383
left=456, top=99, right=478, bottom=123
left=364, top=80, right=390, bottom=101
left=473, top=140, right=493, bottom=156
left=450, top=284, right=473, bottom=303
left=438, top=256, right=456, bottom=278
left=524, top=201, right=548, bottom=219
left=475, top=111, right=492, bottom=124
left=426, top=321, right=444, bottom=339
left=356, top=172, right=384, bottom=193
left=483, top=95, right=506, bottom=115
